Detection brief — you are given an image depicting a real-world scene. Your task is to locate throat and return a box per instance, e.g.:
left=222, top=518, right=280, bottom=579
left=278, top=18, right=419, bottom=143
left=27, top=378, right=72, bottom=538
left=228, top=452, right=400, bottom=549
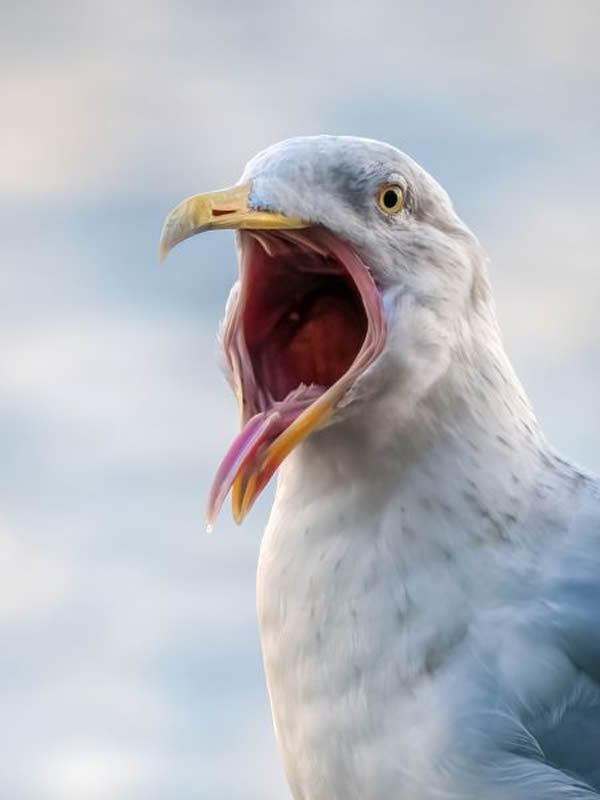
left=275, top=339, right=546, bottom=555
left=259, top=376, right=543, bottom=799
left=257, top=343, right=584, bottom=799
left=252, top=285, right=366, bottom=401
left=257, top=340, right=584, bottom=798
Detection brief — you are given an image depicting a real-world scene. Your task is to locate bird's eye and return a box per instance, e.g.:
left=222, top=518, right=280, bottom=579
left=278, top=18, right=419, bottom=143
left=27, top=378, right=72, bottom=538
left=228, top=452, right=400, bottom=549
left=377, top=184, right=405, bottom=215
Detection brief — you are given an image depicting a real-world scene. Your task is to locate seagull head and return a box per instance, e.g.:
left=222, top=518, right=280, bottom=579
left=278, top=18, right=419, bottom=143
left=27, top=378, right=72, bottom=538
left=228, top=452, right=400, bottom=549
left=159, top=136, right=491, bottom=527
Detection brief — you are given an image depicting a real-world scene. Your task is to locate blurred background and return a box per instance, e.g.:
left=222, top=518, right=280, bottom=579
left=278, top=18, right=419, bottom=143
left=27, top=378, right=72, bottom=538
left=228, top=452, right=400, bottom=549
left=2, top=1, right=599, bottom=797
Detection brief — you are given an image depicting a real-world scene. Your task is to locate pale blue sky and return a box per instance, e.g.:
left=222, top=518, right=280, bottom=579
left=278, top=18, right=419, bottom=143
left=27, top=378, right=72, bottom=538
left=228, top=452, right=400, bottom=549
left=2, top=2, right=599, bottom=798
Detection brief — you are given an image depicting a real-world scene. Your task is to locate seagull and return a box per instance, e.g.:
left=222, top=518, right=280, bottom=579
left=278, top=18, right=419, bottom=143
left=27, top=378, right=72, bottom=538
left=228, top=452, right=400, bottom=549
left=159, top=136, right=600, bottom=799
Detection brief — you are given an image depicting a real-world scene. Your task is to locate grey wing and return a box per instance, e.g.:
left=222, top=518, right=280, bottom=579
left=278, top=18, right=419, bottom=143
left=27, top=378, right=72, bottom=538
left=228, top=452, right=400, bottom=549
left=443, top=493, right=600, bottom=798
left=539, top=709, right=600, bottom=788
left=530, top=498, right=600, bottom=789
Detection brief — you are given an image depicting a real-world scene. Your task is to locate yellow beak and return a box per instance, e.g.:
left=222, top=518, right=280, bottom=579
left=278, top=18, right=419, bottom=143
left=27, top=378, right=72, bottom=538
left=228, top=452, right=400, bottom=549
left=158, top=181, right=307, bottom=262
left=160, top=181, right=332, bottom=527
left=230, top=391, right=338, bottom=525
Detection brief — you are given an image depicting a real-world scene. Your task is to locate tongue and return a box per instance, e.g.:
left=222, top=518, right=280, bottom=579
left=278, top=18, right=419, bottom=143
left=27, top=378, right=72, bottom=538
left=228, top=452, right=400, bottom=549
left=206, top=410, right=289, bottom=528
left=206, top=383, right=326, bottom=527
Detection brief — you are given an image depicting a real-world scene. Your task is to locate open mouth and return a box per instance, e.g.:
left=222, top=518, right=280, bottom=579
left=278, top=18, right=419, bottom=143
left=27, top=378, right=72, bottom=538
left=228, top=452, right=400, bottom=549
left=208, top=227, right=387, bottom=525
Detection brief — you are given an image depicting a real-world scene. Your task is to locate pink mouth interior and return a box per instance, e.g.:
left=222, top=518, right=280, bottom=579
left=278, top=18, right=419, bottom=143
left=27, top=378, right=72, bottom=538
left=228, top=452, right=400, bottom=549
left=207, top=227, right=386, bottom=525
left=243, top=245, right=367, bottom=400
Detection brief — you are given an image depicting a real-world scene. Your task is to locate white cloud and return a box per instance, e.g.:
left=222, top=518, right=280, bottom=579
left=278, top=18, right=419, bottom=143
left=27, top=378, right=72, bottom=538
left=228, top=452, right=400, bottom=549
left=1, top=315, right=237, bottom=471
left=2, top=1, right=598, bottom=203
left=490, top=201, right=600, bottom=364
left=35, top=744, right=154, bottom=800
left=0, top=521, right=76, bottom=624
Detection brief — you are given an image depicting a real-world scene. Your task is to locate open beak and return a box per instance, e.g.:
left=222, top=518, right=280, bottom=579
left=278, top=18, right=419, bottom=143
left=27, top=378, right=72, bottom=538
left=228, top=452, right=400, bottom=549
left=160, top=182, right=386, bottom=530
left=160, top=183, right=320, bottom=527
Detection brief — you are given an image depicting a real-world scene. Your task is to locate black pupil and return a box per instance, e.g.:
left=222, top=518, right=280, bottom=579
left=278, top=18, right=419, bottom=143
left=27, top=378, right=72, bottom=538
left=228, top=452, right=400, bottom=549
left=383, top=189, right=399, bottom=209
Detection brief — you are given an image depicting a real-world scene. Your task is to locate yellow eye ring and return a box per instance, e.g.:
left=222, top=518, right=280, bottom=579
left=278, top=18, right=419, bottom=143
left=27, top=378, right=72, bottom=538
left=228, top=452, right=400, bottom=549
left=377, top=184, right=405, bottom=214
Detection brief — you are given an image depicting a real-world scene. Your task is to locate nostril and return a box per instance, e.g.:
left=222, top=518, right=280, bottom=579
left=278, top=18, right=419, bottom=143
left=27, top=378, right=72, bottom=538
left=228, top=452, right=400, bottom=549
left=212, top=208, right=237, bottom=217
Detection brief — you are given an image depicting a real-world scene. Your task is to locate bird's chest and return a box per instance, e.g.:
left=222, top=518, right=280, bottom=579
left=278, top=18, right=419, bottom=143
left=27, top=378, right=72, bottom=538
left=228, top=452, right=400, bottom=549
left=257, top=496, right=483, bottom=800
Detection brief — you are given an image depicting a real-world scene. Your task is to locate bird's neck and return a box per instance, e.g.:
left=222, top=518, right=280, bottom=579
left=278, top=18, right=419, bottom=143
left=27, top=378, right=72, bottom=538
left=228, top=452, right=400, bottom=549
left=259, top=319, right=588, bottom=800
left=275, top=325, right=552, bottom=554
